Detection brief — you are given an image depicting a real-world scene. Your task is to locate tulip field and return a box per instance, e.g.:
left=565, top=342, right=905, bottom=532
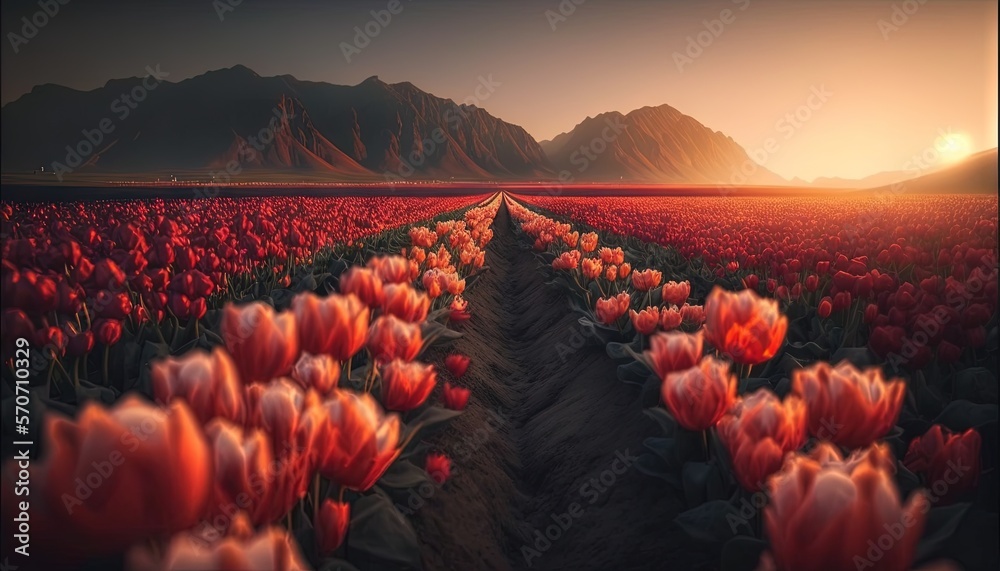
left=0, top=189, right=997, bottom=571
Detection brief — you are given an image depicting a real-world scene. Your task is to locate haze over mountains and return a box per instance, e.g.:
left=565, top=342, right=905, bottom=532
left=1, top=66, right=995, bottom=191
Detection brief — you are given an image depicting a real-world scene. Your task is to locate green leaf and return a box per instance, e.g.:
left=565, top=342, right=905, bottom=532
left=379, top=459, right=431, bottom=489
left=347, top=494, right=422, bottom=570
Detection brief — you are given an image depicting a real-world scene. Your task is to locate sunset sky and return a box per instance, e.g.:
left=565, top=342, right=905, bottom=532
left=2, top=0, right=996, bottom=181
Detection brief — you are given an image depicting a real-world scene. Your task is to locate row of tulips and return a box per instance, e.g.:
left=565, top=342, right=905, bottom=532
left=1, top=195, right=503, bottom=569
left=515, top=193, right=998, bottom=372
left=0, top=194, right=487, bottom=365
left=503, top=193, right=990, bottom=571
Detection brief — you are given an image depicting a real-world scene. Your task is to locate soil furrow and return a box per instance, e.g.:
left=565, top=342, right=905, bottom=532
left=416, top=201, right=695, bottom=571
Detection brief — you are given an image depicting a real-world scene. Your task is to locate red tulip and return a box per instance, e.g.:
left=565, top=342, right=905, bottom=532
left=204, top=419, right=274, bottom=526
left=92, top=318, right=123, bottom=346
left=222, top=301, right=299, bottom=384
left=339, top=266, right=385, bottom=308
left=382, top=282, right=430, bottom=323
left=793, top=360, right=905, bottom=449
left=704, top=287, right=787, bottom=365
left=291, top=292, right=368, bottom=361
left=291, top=352, right=340, bottom=395
left=904, top=425, right=981, bottom=504
left=316, top=500, right=351, bottom=555
left=644, top=330, right=703, bottom=379
left=315, top=390, right=401, bottom=491
left=37, top=396, right=213, bottom=557
left=367, top=314, right=423, bottom=362
left=661, top=280, right=691, bottom=306
left=426, top=452, right=452, bottom=484
left=717, top=390, right=807, bottom=491
left=152, top=347, right=245, bottom=425
left=765, top=443, right=928, bottom=571
left=442, top=382, right=471, bottom=410
left=661, top=356, right=737, bottom=431
left=444, top=353, right=470, bottom=378
left=66, top=330, right=95, bottom=357
left=629, top=306, right=660, bottom=335
left=380, top=359, right=437, bottom=411
left=817, top=297, right=833, bottom=318
left=368, top=255, right=411, bottom=284
left=449, top=296, right=471, bottom=322
left=679, top=304, right=705, bottom=325
left=659, top=306, right=683, bottom=330
left=595, top=293, right=630, bottom=325
left=246, top=378, right=321, bottom=461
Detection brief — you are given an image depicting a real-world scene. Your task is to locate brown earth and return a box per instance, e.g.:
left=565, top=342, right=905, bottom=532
left=412, top=202, right=704, bottom=571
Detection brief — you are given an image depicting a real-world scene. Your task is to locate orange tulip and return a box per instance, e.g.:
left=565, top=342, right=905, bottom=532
left=449, top=296, right=471, bottom=322
left=291, top=352, right=340, bottom=395
left=599, top=246, right=625, bottom=265
left=904, top=425, right=981, bottom=503
left=380, top=359, right=438, bottom=411
left=765, top=443, right=928, bottom=571
left=246, top=378, right=322, bottom=461
left=221, top=301, right=299, bottom=384
left=152, top=347, right=245, bottom=425
left=126, top=525, right=310, bottom=571
left=442, top=382, right=471, bottom=410
left=552, top=250, right=581, bottom=270
left=582, top=257, right=604, bottom=280
left=580, top=232, right=599, bottom=253
left=367, top=254, right=411, bottom=284
left=644, top=330, right=704, bottom=379
left=704, top=287, right=787, bottom=365
left=291, top=292, right=369, bottom=361
left=661, top=280, right=691, bottom=306
left=605, top=264, right=618, bottom=281
left=204, top=419, right=274, bottom=527
left=679, top=303, right=705, bottom=326
left=382, top=283, right=430, bottom=323
left=595, top=294, right=629, bottom=325
left=717, top=390, right=807, bottom=490
left=315, top=390, right=402, bottom=490
left=792, top=360, right=906, bottom=448
left=38, top=396, right=213, bottom=557
left=631, top=268, right=662, bottom=292
left=426, top=452, right=452, bottom=484
left=338, top=266, right=385, bottom=308
left=367, top=314, right=423, bottom=362
left=660, top=355, right=737, bottom=431
left=422, top=268, right=445, bottom=298
left=629, top=306, right=660, bottom=335
left=618, top=262, right=632, bottom=280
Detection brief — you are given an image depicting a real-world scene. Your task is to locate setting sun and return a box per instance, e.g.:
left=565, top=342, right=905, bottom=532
left=936, top=131, right=975, bottom=162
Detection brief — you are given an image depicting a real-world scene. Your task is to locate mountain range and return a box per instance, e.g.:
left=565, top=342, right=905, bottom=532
left=1, top=66, right=783, bottom=184
left=1, top=66, right=995, bottom=191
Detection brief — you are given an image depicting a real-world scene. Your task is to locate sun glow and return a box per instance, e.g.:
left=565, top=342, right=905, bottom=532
left=934, top=131, right=974, bottom=163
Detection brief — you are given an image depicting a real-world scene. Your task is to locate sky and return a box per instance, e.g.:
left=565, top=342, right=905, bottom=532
left=1, top=0, right=996, bottom=181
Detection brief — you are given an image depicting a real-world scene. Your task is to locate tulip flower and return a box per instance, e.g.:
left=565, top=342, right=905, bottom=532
left=582, top=257, right=603, bottom=280
left=204, top=419, right=275, bottom=526
left=631, top=269, right=662, bottom=292
left=644, top=330, right=703, bottom=379
left=426, top=452, right=452, bottom=484
left=339, top=266, right=385, bottom=308
left=442, top=382, right=471, bottom=410
left=449, top=296, right=471, bottom=322
left=580, top=232, right=599, bottom=252
left=792, top=360, right=905, bottom=448
left=661, top=280, right=691, bottom=306
left=904, top=425, right=981, bottom=504
left=380, top=359, right=438, bottom=411
left=126, top=525, right=310, bottom=571
left=659, top=306, right=683, bottom=330
left=316, top=500, right=351, bottom=555
left=92, top=318, right=123, bottom=346
left=595, top=294, right=629, bottom=325
left=764, top=443, right=928, bottom=571
left=315, top=390, right=402, bottom=491
left=291, top=352, right=340, bottom=395
left=221, top=301, right=299, bottom=384
left=37, top=396, right=213, bottom=557
left=382, top=283, right=430, bottom=323
left=679, top=304, right=705, bottom=326
left=291, top=292, right=368, bottom=362
left=717, top=390, right=807, bottom=491
left=368, top=314, right=424, bottom=362
left=246, top=378, right=322, bottom=460
left=368, top=255, right=411, bottom=284
left=152, top=347, right=246, bottom=425
left=552, top=250, right=581, bottom=271
left=661, top=356, right=737, bottom=431
left=704, top=287, right=787, bottom=365
left=444, top=353, right=470, bottom=378
left=629, top=306, right=660, bottom=335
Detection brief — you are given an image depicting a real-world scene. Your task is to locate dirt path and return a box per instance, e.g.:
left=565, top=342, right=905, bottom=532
left=415, top=201, right=697, bottom=571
